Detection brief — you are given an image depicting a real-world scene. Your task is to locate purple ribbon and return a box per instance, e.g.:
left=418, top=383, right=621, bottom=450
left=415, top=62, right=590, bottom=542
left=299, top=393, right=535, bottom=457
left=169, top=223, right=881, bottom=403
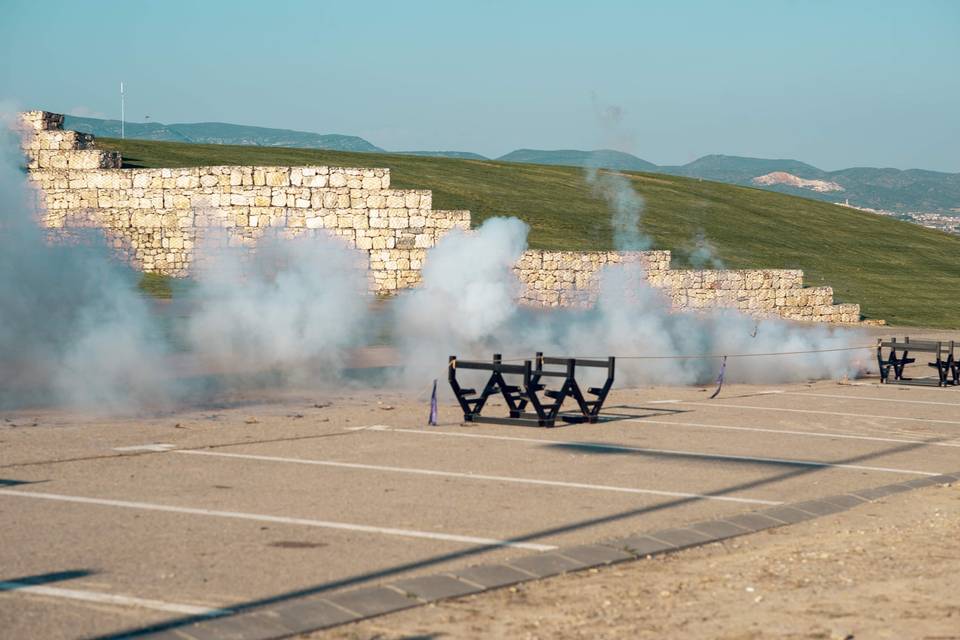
left=428, top=379, right=439, bottom=425
left=709, top=356, right=727, bottom=400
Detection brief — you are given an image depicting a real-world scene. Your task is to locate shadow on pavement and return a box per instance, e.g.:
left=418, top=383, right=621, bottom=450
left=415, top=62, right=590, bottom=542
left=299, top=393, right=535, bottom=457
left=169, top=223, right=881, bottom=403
left=89, top=435, right=949, bottom=639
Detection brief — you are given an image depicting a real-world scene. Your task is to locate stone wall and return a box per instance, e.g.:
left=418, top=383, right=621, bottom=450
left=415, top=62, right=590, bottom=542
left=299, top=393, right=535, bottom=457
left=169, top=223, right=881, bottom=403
left=515, top=251, right=861, bottom=323
left=17, top=111, right=863, bottom=323
left=20, top=111, right=469, bottom=293
left=513, top=250, right=671, bottom=306
left=20, top=111, right=121, bottom=171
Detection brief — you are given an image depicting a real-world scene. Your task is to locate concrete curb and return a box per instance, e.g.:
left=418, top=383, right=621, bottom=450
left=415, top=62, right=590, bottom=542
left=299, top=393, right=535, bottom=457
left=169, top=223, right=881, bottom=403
left=149, top=472, right=960, bottom=640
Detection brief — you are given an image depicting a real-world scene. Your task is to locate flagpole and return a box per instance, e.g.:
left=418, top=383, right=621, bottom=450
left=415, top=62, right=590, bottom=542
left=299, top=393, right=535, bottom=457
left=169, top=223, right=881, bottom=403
left=120, top=81, right=125, bottom=139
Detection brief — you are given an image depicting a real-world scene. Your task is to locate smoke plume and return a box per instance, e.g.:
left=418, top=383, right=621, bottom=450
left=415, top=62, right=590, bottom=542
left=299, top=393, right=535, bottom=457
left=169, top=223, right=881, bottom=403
left=391, top=217, right=864, bottom=393
left=584, top=164, right=651, bottom=251
left=392, top=217, right=528, bottom=382
left=686, top=229, right=725, bottom=269
left=184, top=230, right=371, bottom=384
left=1, top=111, right=372, bottom=410
left=0, top=108, right=169, bottom=411
left=584, top=99, right=652, bottom=251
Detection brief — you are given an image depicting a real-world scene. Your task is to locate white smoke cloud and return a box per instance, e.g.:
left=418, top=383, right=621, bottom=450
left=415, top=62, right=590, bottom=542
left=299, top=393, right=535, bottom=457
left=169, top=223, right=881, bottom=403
left=585, top=98, right=651, bottom=251
left=0, top=107, right=170, bottom=412
left=391, top=217, right=864, bottom=393
left=1, top=110, right=372, bottom=411
left=584, top=165, right=651, bottom=251
left=391, top=217, right=529, bottom=382
left=184, top=230, right=372, bottom=386
left=554, top=263, right=863, bottom=386
left=686, top=228, right=725, bottom=269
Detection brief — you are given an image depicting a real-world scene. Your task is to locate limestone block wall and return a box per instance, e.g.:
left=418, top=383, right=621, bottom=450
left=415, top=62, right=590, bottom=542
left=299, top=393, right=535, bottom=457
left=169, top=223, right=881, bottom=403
left=17, top=111, right=863, bottom=322
left=515, top=250, right=861, bottom=323
left=513, top=250, right=671, bottom=306
left=20, top=112, right=470, bottom=293
left=20, top=111, right=120, bottom=170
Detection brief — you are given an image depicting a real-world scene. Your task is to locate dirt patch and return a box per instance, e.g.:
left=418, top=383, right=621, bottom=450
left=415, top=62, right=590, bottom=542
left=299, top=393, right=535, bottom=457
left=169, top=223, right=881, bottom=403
left=318, top=482, right=960, bottom=640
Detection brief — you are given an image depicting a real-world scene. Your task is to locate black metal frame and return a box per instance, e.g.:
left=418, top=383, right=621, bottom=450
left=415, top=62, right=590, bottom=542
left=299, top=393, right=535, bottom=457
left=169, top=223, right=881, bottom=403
left=531, top=352, right=615, bottom=424
left=448, top=354, right=541, bottom=426
left=448, top=353, right=616, bottom=427
left=877, top=337, right=957, bottom=387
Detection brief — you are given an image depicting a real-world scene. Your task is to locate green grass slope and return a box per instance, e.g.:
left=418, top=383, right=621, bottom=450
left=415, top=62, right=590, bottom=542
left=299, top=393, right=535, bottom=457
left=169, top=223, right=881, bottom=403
left=97, top=137, right=960, bottom=328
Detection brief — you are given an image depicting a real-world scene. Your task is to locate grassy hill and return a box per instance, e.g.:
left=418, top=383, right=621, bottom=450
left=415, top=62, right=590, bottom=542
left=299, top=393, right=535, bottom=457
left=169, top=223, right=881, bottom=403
left=97, top=137, right=960, bottom=328
left=499, top=150, right=960, bottom=214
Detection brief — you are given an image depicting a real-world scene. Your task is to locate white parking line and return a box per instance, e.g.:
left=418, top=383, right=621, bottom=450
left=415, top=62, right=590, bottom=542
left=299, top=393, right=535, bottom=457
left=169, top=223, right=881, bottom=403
left=674, top=401, right=960, bottom=425
left=0, top=489, right=555, bottom=551
left=177, top=450, right=782, bottom=506
left=112, top=444, right=176, bottom=452
left=784, top=391, right=960, bottom=407
left=362, top=428, right=940, bottom=476
left=626, top=419, right=960, bottom=449
left=0, top=581, right=229, bottom=616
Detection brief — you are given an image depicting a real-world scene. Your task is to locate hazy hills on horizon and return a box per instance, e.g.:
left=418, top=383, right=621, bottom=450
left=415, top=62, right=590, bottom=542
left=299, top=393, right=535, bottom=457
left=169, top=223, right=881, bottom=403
left=64, top=114, right=959, bottom=215
left=64, top=115, right=382, bottom=153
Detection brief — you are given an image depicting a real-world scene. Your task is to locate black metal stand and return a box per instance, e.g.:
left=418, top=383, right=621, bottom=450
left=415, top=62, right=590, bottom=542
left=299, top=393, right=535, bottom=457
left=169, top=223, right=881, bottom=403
left=877, top=337, right=957, bottom=387
left=448, top=353, right=616, bottom=427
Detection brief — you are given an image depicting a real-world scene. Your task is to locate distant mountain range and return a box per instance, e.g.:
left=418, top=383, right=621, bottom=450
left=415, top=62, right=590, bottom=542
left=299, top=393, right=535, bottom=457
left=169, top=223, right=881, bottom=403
left=65, top=115, right=959, bottom=215
left=63, top=115, right=382, bottom=153
left=393, top=150, right=488, bottom=160
left=498, top=149, right=660, bottom=172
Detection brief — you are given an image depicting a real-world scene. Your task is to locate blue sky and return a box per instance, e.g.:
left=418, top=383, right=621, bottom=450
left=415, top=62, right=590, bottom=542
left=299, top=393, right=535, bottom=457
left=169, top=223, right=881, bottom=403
left=2, top=0, right=958, bottom=171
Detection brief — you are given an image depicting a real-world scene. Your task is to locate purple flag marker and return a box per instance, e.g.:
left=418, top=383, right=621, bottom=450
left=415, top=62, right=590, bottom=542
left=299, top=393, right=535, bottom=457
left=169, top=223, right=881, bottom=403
left=709, top=356, right=727, bottom=400
left=428, top=379, right=439, bottom=426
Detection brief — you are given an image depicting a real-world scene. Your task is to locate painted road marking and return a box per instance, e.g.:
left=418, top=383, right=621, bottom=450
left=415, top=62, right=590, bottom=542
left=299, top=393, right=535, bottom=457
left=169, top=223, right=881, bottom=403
left=626, top=419, right=960, bottom=449
left=674, top=401, right=960, bottom=425
left=784, top=391, right=960, bottom=407
left=368, top=428, right=940, bottom=477
left=0, top=581, right=230, bottom=616
left=112, top=444, right=176, bottom=452
left=177, top=450, right=782, bottom=506
left=0, top=489, right=555, bottom=551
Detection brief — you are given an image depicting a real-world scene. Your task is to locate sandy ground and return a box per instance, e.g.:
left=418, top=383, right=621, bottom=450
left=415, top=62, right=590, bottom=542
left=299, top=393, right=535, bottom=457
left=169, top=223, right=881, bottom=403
left=320, top=481, right=960, bottom=640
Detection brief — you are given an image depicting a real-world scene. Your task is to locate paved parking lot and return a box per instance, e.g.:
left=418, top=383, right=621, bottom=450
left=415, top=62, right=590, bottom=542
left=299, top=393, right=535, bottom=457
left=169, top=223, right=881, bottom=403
left=1, top=375, right=959, bottom=639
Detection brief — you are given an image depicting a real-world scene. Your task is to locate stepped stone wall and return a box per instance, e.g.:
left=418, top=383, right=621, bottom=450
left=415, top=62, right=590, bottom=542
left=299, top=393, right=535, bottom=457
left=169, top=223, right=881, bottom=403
left=17, top=111, right=862, bottom=323
left=20, top=112, right=468, bottom=292
left=516, top=251, right=861, bottom=322
left=20, top=111, right=121, bottom=170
